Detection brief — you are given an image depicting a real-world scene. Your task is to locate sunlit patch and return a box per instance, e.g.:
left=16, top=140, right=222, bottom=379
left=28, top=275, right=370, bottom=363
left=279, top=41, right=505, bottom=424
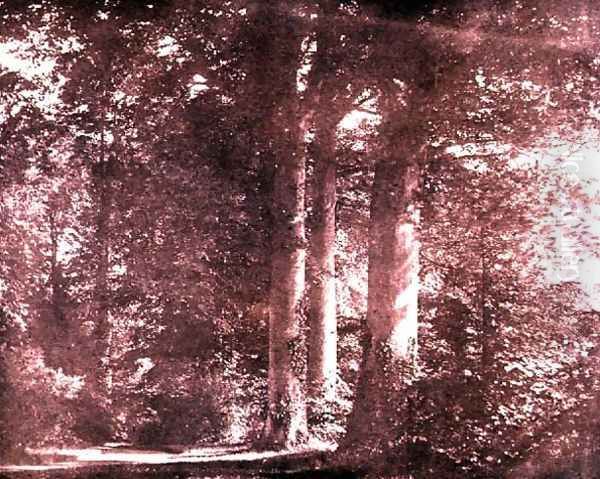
left=422, top=271, right=443, bottom=294
left=156, top=35, right=180, bottom=58
left=188, top=73, right=209, bottom=99
left=110, top=263, right=127, bottom=277
left=131, top=357, right=155, bottom=384
left=0, top=40, right=56, bottom=78
left=393, top=276, right=419, bottom=313
left=339, top=109, right=376, bottom=131
left=388, top=312, right=418, bottom=358
left=339, top=89, right=381, bottom=133
left=296, top=36, right=316, bottom=93
left=5, top=444, right=336, bottom=470
left=516, top=128, right=600, bottom=305
left=58, top=36, right=84, bottom=54
left=445, top=142, right=511, bottom=159
left=0, top=31, right=77, bottom=115
left=56, top=227, right=82, bottom=264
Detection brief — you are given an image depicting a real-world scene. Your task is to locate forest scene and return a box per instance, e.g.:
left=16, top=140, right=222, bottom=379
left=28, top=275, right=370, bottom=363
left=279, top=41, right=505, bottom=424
left=1, top=0, right=600, bottom=478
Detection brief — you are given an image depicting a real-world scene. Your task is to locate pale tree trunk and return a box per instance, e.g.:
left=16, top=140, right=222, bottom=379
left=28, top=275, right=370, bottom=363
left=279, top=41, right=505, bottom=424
left=343, top=131, right=421, bottom=470
left=257, top=4, right=308, bottom=448
left=266, top=135, right=308, bottom=447
left=306, top=0, right=342, bottom=428
left=307, top=122, right=337, bottom=424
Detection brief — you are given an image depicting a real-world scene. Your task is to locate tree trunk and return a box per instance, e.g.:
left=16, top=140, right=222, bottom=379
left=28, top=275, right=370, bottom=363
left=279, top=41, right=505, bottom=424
left=0, top=308, right=11, bottom=459
left=265, top=134, right=308, bottom=447
left=342, top=136, right=421, bottom=469
left=91, top=113, right=113, bottom=412
left=305, top=0, right=342, bottom=429
left=95, top=167, right=111, bottom=391
left=307, top=121, right=338, bottom=425
left=257, top=4, right=308, bottom=448
left=44, top=208, right=69, bottom=370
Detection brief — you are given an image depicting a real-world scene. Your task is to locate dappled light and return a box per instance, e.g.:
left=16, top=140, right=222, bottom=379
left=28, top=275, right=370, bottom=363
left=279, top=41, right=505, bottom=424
left=1, top=1, right=600, bottom=479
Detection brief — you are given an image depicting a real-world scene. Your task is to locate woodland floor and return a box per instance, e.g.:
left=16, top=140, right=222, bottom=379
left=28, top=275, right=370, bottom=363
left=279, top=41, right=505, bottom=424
left=0, top=444, right=353, bottom=479
left=3, top=441, right=589, bottom=478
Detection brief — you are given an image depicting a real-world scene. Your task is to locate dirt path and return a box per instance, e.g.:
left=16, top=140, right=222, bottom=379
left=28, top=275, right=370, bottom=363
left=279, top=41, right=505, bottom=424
left=0, top=444, right=340, bottom=478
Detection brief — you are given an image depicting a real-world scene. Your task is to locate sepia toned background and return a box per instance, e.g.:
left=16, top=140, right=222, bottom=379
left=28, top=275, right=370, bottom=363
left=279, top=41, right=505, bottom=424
left=0, top=1, right=599, bottom=478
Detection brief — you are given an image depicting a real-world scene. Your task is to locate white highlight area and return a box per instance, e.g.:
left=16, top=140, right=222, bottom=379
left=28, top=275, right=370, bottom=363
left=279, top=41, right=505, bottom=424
left=0, top=32, right=77, bottom=115
left=339, top=109, right=378, bottom=130
left=188, top=74, right=209, bottom=99
left=337, top=91, right=381, bottom=151
left=446, top=130, right=600, bottom=311
left=156, top=35, right=180, bottom=58
left=339, top=92, right=381, bottom=132
left=0, top=40, right=56, bottom=78
left=296, top=36, right=316, bottom=93
left=2, top=444, right=336, bottom=472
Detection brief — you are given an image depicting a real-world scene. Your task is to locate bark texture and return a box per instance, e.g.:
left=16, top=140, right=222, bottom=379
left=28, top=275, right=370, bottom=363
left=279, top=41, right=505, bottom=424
left=306, top=0, right=343, bottom=428
left=255, top=3, right=308, bottom=447
left=307, top=131, right=337, bottom=417
left=343, top=128, right=421, bottom=468
left=266, top=150, right=308, bottom=446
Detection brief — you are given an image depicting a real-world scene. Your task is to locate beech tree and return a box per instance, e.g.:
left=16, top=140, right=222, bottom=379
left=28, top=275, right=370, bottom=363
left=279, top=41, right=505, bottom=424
left=335, top=9, right=442, bottom=462
left=305, top=0, right=345, bottom=426
left=343, top=107, right=423, bottom=468
left=242, top=3, right=310, bottom=447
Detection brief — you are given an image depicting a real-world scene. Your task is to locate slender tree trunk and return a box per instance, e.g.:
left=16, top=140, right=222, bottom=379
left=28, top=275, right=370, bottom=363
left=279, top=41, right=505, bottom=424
left=305, top=0, right=342, bottom=429
left=95, top=166, right=111, bottom=392
left=307, top=121, right=338, bottom=424
left=479, top=233, right=490, bottom=416
left=45, top=208, right=68, bottom=369
left=92, top=101, right=113, bottom=411
left=0, top=308, right=11, bottom=459
left=343, top=133, right=421, bottom=468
